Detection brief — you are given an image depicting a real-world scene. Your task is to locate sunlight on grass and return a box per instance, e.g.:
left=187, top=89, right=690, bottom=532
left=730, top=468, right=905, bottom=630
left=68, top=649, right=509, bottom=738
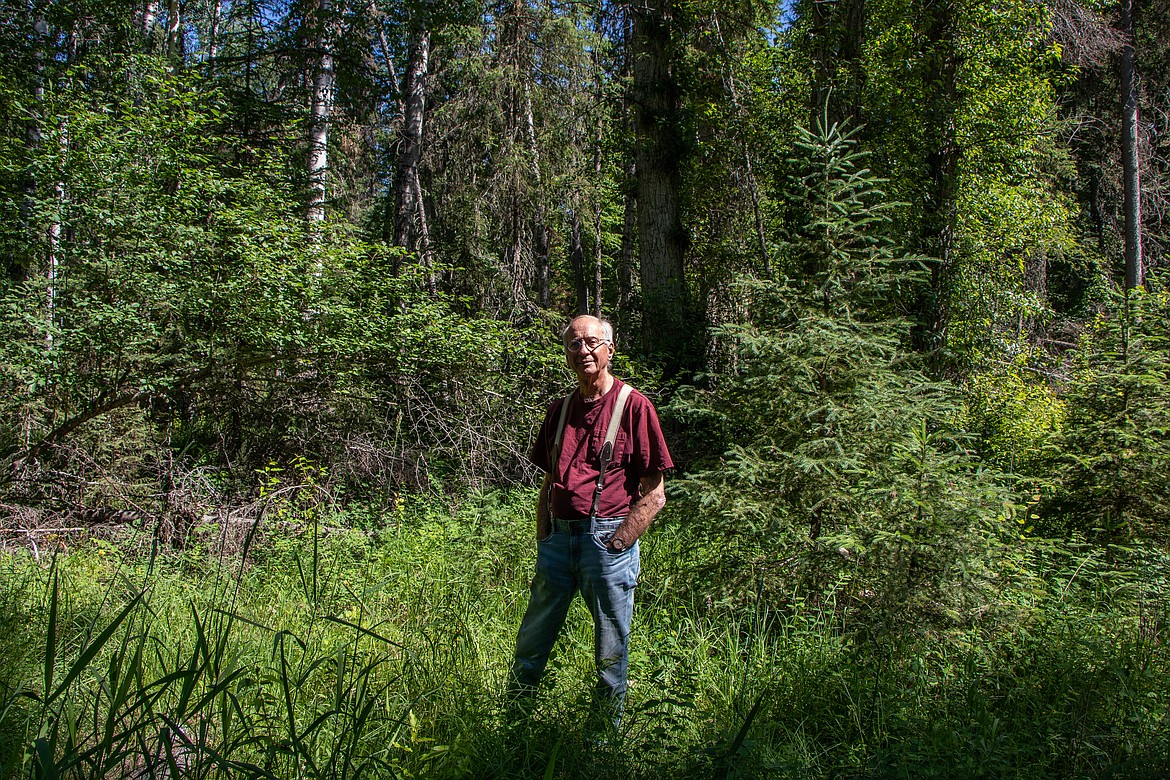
left=1, top=492, right=1167, bottom=779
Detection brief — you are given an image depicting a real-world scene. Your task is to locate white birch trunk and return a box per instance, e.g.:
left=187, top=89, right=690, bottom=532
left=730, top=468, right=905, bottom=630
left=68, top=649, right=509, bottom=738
left=394, top=28, right=429, bottom=249
left=47, top=121, right=67, bottom=352
left=306, top=0, right=335, bottom=227
left=208, top=0, right=223, bottom=61
left=166, top=0, right=182, bottom=58
left=141, top=1, right=159, bottom=35
left=411, top=169, right=435, bottom=291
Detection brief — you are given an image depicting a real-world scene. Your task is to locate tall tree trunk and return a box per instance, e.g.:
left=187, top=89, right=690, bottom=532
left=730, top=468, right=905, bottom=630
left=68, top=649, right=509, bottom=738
left=140, top=1, right=159, bottom=35
left=715, top=14, right=769, bottom=275
left=592, top=204, right=604, bottom=318
left=306, top=0, right=336, bottom=226
left=618, top=158, right=636, bottom=342
left=166, top=0, right=182, bottom=59
left=840, top=0, right=867, bottom=124
left=47, top=120, right=67, bottom=352
left=591, top=110, right=605, bottom=317
left=524, top=81, right=552, bottom=308
left=1119, top=0, right=1143, bottom=289
left=376, top=23, right=403, bottom=243
left=535, top=213, right=551, bottom=308
left=411, top=169, right=435, bottom=291
left=509, top=193, right=526, bottom=309
left=569, top=210, right=589, bottom=314
left=394, top=28, right=429, bottom=250
left=808, top=0, right=866, bottom=129
left=497, top=0, right=538, bottom=317
left=632, top=0, right=688, bottom=365
left=13, top=15, right=49, bottom=284
left=808, top=0, right=833, bottom=129
left=208, top=0, right=223, bottom=61
left=915, top=0, right=959, bottom=358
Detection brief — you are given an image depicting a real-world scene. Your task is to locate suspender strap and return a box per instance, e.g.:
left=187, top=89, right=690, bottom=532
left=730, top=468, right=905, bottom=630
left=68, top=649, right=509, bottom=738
left=549, top=391, right=573, bottom=473
left=589, top=384, right=633, bottom=521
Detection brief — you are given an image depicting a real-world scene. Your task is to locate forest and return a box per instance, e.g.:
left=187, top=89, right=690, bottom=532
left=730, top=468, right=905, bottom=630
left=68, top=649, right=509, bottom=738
left=0, top=0, right=1168, bottom=776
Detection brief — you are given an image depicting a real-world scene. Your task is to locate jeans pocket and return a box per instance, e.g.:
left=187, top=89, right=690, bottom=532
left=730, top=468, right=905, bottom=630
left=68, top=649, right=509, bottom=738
left=594, top=528, right=635, bottom=556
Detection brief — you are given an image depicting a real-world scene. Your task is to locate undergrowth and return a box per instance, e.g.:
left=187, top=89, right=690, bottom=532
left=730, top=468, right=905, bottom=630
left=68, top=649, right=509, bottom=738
left=0, top=491, right=1167, bottom=779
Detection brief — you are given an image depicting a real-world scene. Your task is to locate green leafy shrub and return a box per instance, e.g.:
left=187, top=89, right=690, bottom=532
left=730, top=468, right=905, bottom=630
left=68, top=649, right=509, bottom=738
left=0, top=56, right=569, bottom=522
left=964, top=367, right=1065, bottom=475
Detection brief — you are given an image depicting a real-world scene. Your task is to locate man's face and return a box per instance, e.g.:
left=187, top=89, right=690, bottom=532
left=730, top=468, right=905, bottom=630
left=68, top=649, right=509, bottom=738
left=563, top=317, right=614, bottom=381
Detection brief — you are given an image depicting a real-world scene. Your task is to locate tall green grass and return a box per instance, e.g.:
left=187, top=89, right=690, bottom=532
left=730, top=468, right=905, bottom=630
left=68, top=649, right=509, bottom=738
left=1, top=492, right=1167, bottom=779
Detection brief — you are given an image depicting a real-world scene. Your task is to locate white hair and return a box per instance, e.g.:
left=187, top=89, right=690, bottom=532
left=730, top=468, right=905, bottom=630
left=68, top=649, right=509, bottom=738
left=561, top=315, right=615, bottom=345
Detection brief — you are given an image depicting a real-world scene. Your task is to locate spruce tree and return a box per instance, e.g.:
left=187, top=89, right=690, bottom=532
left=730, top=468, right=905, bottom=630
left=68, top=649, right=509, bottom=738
left=1042, top=279, right=1170, bottom=547
left=672, top=118, right=1013, bottom=631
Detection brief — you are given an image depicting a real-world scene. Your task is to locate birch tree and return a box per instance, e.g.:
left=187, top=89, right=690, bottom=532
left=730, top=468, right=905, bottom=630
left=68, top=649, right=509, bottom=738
left=307, top=0, right=337, bottom=226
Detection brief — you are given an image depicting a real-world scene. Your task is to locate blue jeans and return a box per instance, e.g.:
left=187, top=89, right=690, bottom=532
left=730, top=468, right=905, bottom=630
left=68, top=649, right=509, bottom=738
left=510, top=518, right=640, bottom=720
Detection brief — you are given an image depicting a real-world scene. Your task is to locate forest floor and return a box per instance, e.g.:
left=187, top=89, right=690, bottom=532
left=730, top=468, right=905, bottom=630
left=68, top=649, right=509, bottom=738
left=1, top=491, right=1167, bottom=779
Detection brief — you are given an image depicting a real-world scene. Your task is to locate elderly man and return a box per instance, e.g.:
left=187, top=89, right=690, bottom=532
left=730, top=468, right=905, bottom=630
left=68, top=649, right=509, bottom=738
left=509, top=314, right=673, bottom=725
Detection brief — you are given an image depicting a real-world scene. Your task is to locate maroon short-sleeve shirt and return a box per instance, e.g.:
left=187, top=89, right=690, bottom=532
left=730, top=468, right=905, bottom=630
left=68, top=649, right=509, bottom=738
left=530, top=379, right=674, bottom=520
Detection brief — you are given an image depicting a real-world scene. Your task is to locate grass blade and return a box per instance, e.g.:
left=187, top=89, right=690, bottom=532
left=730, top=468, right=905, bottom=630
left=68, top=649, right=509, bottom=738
left=43, top=565, right=59, bottom=702
left=47, top=590, right=145, bottom=704
left=323, top=615, right=404, bottom=648
left=543, top=734, right=563, bottom=780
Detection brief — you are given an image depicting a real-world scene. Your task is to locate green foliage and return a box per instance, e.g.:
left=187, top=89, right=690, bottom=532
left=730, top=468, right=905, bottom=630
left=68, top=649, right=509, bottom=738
left=1, top=494, right=1167, bottom=779
left=964, top=367, right=1065, bottom=474
left=670, top=119, right=1014, bottom=630
left=861, top=0, right=1076, bottom=367
left=0, top=53, right=569, bottom=511
left=1040, top=278, right=1170, bottom=546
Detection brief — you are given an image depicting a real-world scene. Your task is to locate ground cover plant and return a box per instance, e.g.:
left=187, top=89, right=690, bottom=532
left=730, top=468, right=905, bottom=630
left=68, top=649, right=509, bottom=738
left=1, top=491, right=1167, bottom=780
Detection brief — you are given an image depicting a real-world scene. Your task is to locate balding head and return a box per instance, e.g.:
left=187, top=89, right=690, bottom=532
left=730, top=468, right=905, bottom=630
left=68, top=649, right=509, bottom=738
left=562, top=315, right=615, bottom=346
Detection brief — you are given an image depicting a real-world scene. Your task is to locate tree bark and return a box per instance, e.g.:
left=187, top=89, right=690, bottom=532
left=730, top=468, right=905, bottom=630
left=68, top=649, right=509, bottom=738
left=306, top=0, right=336, bottom=226
left=715, top=14, right=769, bottom=276
left=208, top=0, right=223, bottom=61
left=47, top=120, right=66, bottom=352
left=12, top=15, right=49, bottom=284
left=166, top=0, right=182, bottom=59
left=569, top=210, right=589, bottom=314
left=411, top=168, right=436, bottom=291
left=809, top=0, right=867, bottom=130
left=525, top=81, right=551, bottom=308
left=619, top=158, right=636, bottom=342
left=915, top=0, right=960, bottom=358
left=1119, top=0, right=1143, bottom=289
left=631, top=0, right=688, bottom=364
left=592, top=116, right=605, bottom=317
left=140, top=1, right=159, bottom=35
left=394, top=28, right=429, bottom=251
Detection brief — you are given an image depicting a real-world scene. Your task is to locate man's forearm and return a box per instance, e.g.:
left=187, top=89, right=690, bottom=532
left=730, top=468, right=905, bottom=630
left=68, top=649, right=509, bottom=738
left=612, top=472, right=666, bottom=548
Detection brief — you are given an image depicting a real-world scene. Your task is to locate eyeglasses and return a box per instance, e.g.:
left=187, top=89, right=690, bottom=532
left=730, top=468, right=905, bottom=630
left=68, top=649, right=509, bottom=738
left=565, top=337, right=611, bottom=354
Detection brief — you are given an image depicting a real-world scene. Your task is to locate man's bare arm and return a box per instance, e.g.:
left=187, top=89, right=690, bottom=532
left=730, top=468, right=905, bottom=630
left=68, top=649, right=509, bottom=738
left=536, top=474, right=551, bottom=540
left=610, top=470, right=665, bottom=550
